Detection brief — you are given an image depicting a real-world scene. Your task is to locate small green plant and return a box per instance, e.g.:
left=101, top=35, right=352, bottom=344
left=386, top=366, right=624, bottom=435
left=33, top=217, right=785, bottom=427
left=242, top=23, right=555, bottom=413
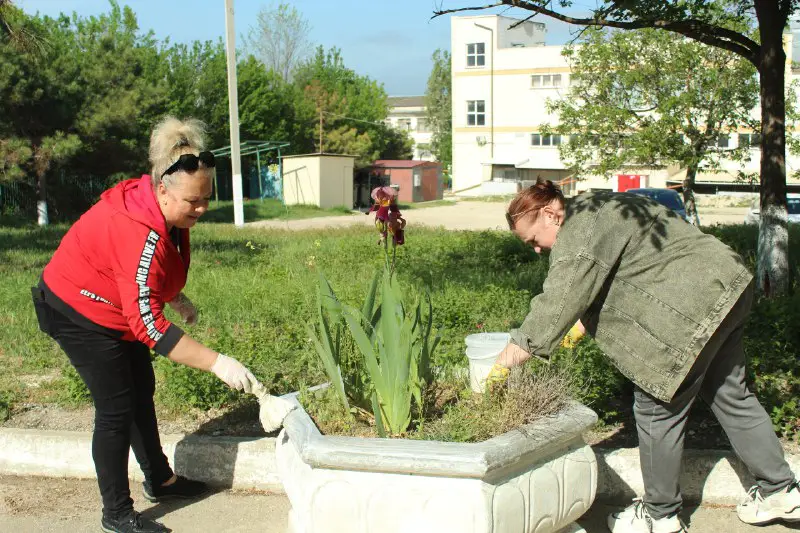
left=417, top=364, right=575, bottom=442
left=308, top=186, right=440, bottom=437
left=55, top=364, right=92, bottom=406
left=155, top=359, right=236, bottom=410
left=0, top=390, right=16, bottom=422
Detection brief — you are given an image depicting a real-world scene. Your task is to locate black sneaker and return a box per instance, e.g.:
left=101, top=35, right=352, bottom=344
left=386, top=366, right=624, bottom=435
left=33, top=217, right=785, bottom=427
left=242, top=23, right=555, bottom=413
left=101, top=511, right=170, bottom=533
left=142, top=475, right=210, bottom=502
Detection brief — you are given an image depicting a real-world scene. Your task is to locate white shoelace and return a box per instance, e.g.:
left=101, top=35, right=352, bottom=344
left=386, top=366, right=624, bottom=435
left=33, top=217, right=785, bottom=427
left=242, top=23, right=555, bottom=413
left=742, top=485, right=764, bottom=512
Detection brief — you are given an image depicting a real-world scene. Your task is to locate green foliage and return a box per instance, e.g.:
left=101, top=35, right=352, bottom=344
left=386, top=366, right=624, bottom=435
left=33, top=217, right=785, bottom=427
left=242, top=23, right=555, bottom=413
left=3, top=220, right=800, bottom=438
left=742, top=293, right=800, bottom=437
left=550, top=28, right=758, bottom=183
left=0, top=389, right=16, bottom=422
left=154, top=359, right=235, bottom=410
left=1, top=4, right=401, bottom=222
left=295, top=46, right=406, bottom=165
left=425, top=49, right=452, bottom=169
left=57, top=365, right=91, bottom=406
left=309, top=266, right=440, bottom=437
left=532, top=340, right=629, bottom=422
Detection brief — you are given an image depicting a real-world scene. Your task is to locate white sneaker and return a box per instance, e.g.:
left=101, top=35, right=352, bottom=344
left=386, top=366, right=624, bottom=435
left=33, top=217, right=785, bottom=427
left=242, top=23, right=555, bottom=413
left=737, top=480, right=800, bottom=525
left=607, top=499, right=687, bottom=533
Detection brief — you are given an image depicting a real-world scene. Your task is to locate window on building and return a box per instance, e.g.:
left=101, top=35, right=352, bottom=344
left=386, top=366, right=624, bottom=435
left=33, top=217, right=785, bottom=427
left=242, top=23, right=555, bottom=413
left=738, top=133, right=761, bottom=148
left=531, top=74, right=563, bottom=89
left=715, top=135, right=730, bottom=149
left=467, top=42, right=485, bottom=67
left=467, top=100, right=486, bottom=126
left=531, top=133, right=562, bottom=146
left=396, top=119, right=412, bottom=132
left=569, top=134, right=599, bottom=146
left=413, top=170, right=422, bottom=188
left=416, top=119, right=430, bottom=133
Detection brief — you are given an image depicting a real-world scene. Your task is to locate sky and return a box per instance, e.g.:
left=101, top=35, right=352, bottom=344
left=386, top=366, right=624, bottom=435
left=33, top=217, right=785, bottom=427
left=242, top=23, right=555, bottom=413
left=17, top=0, right=587, bottom=95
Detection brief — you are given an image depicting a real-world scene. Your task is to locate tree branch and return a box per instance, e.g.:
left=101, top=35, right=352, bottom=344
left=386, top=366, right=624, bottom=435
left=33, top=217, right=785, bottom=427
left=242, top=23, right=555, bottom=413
left=433, top=1, right=760, bottom=65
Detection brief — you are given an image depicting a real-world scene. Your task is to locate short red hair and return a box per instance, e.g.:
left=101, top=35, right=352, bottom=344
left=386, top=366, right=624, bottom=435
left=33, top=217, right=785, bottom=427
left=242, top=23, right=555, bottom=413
left=506, top=179, right=565, bottom=229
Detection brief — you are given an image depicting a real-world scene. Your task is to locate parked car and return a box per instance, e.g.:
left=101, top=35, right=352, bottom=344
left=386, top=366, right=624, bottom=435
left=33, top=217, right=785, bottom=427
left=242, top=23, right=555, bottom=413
left=744, top=193, right=800, bottom=225
left=624, top=188, right=690, bottom=222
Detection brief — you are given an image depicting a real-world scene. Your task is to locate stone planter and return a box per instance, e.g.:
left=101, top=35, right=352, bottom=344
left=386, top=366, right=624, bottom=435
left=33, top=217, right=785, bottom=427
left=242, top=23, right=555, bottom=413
left=275, top=396, right=598, bottom=533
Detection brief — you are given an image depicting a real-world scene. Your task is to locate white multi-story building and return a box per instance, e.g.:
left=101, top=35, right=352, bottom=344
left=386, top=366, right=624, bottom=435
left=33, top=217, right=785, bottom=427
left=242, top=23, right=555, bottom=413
left=450, top=14, right=800, bottom=196
left=386, top=96, right=435, bottom=161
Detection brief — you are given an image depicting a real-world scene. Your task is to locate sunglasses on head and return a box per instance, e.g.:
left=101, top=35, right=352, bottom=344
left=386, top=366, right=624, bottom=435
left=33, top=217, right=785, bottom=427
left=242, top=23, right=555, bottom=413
left=161, top=151, right=216, bottom=178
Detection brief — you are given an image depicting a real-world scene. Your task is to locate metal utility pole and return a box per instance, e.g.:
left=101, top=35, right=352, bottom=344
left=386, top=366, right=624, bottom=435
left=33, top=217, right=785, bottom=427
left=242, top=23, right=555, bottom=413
left=224, top=0, right=244, bottom=227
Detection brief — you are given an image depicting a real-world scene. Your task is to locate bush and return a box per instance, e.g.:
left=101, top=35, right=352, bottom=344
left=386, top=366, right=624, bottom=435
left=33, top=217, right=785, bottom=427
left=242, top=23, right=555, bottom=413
left=744, top=292, right=800, bottom=437
left=0, top=390, right=16, bottom=422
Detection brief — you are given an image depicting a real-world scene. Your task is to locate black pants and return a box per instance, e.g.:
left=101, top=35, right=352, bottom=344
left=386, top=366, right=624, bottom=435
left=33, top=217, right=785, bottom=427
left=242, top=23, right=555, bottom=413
left=43, top=303, right=174, bottom=518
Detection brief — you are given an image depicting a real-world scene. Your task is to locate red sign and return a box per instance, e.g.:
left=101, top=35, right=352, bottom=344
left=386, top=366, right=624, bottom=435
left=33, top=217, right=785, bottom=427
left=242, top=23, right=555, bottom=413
left=616, top=175, right=642, bottom=192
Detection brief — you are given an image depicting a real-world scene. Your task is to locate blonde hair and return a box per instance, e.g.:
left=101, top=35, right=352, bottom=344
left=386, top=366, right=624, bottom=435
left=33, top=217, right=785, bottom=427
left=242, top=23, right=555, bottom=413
left=149, top=116, right=211, bottom=189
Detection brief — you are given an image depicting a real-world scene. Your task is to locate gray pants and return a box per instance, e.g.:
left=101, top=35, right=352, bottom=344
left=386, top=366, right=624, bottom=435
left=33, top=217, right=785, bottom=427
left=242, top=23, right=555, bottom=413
left=634, top=284, right=795, bottom=519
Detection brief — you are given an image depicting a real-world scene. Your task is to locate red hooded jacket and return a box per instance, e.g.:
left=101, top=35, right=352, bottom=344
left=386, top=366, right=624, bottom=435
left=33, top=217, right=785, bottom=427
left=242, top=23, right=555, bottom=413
left=41, top=174, right=188, bottom=355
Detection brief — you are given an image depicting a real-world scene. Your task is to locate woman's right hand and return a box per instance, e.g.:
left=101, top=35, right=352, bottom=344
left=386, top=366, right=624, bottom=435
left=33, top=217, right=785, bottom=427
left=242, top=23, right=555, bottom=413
left=211, top=353, right=258, bottom=392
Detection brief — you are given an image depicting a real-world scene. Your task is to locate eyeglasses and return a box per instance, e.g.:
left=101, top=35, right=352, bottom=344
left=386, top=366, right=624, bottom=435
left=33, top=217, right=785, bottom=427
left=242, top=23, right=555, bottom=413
left=161, top=151, right=216, bottom=178
left=505, top=207, right=541, bottom=230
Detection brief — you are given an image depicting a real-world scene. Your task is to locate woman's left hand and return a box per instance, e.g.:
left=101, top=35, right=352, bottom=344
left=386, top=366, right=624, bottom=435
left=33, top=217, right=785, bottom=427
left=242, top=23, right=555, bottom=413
left=169, top=293, right=198, bottom=326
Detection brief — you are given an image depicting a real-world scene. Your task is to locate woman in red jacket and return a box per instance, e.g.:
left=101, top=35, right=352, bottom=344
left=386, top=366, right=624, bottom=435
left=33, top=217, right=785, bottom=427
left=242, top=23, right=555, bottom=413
left=31, top=117, right=293, bottom=533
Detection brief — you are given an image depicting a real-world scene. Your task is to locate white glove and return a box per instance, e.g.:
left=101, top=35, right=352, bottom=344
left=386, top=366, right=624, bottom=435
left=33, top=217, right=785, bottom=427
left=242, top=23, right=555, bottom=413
left=211, top=353, right=258, bottom=393
left=168, top=294, right=198, bottom=326
left=251, top=381, right=297, bottom=432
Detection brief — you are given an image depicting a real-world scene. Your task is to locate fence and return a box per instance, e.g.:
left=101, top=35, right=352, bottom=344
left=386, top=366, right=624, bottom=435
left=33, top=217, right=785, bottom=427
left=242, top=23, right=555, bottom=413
left=0, top=172, right=112, bottom=223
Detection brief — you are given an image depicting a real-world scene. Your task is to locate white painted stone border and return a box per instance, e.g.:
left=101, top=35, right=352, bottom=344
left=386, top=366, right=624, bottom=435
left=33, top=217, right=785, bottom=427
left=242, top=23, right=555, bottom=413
left=1, top=427, right=797, bottom=505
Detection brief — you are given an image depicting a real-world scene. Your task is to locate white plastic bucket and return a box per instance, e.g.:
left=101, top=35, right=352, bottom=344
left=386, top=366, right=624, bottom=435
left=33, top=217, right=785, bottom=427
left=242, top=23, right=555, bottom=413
left=465, top=332, right=510, bottom=392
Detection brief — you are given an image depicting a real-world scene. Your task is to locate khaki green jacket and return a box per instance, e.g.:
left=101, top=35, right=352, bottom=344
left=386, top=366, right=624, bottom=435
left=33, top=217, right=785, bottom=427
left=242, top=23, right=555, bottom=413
left=510, top=191, right=752, bottom=402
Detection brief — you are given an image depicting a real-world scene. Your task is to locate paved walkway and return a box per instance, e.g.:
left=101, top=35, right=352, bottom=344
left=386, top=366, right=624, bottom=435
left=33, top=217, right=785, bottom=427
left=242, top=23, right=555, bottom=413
left=2, top=475, right=796, bottom=532
left=246, top=201, right=748, bottom=232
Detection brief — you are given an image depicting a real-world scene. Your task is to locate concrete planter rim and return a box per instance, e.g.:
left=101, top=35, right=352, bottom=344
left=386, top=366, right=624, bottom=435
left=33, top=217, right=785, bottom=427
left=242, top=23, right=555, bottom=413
left=280, top=390, right=597, bottom=482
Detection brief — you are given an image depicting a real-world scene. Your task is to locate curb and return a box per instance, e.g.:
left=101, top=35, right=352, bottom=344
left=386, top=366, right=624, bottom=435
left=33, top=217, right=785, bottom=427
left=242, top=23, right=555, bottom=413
left=1, top=428, right=797, bottom=504
left=0, top=428, right=283, bottom=492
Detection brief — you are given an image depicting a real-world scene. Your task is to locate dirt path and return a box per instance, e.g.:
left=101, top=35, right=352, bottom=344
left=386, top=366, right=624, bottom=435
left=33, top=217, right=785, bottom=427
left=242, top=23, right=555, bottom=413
left=246, top=201, right=748, bottom=232
left=0, top=475, right=289, bottom=532
left=1, top=475, right=792, bottom=533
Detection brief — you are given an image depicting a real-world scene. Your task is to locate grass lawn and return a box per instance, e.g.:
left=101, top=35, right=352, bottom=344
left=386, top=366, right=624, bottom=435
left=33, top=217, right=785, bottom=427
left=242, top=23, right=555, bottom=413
left=201, top=199, right=354, bottom=223
left=1, top=219, right=799, bottom=438
left=397, top=199, right=457, bottom=210
left=0, top=222, right=545, bottom=414
left=460, top=195, right=515, bottom=203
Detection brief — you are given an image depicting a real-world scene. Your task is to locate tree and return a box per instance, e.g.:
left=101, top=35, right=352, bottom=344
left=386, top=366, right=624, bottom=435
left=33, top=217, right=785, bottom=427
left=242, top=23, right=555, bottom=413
left=435, top=0, right=799, bottom=297
left=0, top=1, right=169, bottom=224
left=549, top=28, right=759, bottom=226
left=425, top=49, right=452, bottom=169
left=244, top=3, right=312, bottom=82
left=0, top=0, right=45, bottom=53
left=294, top=46, right=408, bottom=165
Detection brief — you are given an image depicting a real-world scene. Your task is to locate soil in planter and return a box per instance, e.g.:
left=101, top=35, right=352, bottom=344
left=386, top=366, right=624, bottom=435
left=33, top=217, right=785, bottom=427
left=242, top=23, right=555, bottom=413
left=299, top=366, right=576, bottom=442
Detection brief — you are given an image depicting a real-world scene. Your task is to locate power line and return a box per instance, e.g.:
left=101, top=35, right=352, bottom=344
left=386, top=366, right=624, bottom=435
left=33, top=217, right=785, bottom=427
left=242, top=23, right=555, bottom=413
left=321, top=110, right=391, bottom=128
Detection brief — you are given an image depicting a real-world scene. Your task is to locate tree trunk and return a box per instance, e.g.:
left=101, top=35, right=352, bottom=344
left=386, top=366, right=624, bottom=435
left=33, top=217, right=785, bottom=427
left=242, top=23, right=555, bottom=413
left=755, top=2, right=790, bottom=297
left=682, top=164, right=700, bottom=226
left=36, top=172, right=48, bottom=226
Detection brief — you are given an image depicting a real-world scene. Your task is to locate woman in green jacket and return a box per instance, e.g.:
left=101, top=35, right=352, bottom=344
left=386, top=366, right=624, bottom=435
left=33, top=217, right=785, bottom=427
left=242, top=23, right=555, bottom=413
left=495, top=180, right=798, bottom=533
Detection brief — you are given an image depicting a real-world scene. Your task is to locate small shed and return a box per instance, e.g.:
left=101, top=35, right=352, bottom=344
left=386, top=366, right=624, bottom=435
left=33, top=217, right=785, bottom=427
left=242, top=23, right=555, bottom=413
left=371, top=160, right=443, bottom=203
left=282, top=153, right=356, bottom=209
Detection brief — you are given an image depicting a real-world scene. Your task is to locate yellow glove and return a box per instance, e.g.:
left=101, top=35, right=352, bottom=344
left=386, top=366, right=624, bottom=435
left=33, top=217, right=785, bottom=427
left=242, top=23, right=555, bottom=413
left=561, top=323, right=586, bottom=348
left=485, top=362, right=510, bottom=392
